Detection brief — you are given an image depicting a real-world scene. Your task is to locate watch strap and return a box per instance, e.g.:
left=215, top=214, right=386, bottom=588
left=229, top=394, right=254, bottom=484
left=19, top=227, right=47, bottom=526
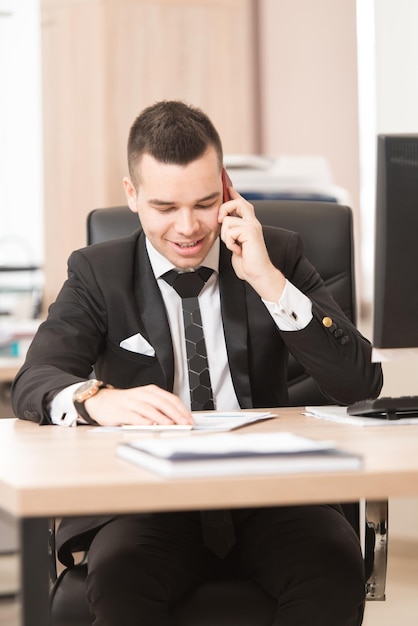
left=73, top=399, right=100, bottom=425
left=73, top=381, right=110, bottom=425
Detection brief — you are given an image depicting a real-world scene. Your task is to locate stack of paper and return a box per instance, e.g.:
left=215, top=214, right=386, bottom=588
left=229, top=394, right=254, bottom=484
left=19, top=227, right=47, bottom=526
left=116, top=431, right=362, bottom=478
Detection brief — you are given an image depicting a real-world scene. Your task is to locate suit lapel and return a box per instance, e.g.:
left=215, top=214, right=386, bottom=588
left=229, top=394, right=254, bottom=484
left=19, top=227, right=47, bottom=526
left=219, top=243, right=253, bottom=408
left=133, top=234, right=174, bottom=390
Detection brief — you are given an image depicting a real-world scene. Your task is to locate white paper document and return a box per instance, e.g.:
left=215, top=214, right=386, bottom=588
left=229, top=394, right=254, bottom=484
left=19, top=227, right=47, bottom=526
left=305, top=405, right=418, bottom=426
left=191, top=411, right=274, bottom=432
left=116, top=431, right=362, bottom=478
left=93, top=411, right=274, bottom=433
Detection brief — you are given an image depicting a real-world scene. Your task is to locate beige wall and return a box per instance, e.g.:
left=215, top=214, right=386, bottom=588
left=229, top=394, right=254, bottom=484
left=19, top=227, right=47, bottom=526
left=258, top=0, right=362, bottom=297
left=259, top=0, right=360, bottom=201
left=41, top=0, right=361, bottom=307
left=41, top=0, right=258, bottom=306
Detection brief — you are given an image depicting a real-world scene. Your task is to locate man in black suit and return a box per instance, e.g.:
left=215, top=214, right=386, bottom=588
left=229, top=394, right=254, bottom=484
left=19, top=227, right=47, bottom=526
left=12, top=100, right=382, bottom=625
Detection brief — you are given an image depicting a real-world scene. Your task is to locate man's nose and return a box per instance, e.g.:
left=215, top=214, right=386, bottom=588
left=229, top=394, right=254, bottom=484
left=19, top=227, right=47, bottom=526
left=175, top=209, right=199, bottom=234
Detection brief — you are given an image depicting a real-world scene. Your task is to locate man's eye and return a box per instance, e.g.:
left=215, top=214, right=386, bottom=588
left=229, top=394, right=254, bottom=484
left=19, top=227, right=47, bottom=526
left=196, top=202, right=216, bottom=210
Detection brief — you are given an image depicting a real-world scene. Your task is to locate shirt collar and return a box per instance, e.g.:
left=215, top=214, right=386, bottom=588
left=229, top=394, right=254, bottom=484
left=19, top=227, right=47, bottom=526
left=145, top=237, right=220, bottom=279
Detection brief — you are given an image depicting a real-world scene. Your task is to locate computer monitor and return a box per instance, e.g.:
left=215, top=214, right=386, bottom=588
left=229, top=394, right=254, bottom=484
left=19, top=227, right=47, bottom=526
left=373, top=134, right=418, bottom=358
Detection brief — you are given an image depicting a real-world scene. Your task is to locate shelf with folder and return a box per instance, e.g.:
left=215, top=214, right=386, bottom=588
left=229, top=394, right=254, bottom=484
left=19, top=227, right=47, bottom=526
left=0, top=264, right=43, bottom=319
left=0, top=317, right=41, bottom=418
left=0, top=318, right=40, bottom=360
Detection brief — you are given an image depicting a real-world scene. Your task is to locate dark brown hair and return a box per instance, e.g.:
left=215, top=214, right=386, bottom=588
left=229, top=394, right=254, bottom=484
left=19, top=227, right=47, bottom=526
left=127, top=101, right=223, bottom=187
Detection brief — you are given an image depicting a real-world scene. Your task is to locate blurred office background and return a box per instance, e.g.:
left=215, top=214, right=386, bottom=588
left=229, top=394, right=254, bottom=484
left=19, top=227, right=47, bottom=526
left=1, top=0, right=418, bottom=622
left=1, top=0, right=417, bottom=315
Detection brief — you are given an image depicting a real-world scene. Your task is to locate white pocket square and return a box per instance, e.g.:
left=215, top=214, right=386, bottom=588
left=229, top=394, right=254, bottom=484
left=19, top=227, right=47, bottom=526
left=119, top=333, right=155, bottom=356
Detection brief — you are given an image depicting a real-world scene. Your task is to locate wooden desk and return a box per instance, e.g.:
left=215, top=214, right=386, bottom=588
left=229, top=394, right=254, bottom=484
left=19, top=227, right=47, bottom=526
left=1, top=409, right=417, bottom=625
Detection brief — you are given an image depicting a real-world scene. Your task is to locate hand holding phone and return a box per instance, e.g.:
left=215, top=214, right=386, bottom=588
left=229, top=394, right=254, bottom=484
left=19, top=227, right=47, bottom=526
left=219, top=167, right=286, bottom=301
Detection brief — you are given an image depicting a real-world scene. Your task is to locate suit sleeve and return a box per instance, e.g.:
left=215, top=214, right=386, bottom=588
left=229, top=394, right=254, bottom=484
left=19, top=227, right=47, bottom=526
left=265, top=228, right=383, bottom=405
left=11, top=249, right=108, bottom=424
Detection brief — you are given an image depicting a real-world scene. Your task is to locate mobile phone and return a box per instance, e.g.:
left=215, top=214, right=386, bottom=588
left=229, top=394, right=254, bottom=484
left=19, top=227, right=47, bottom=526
left=222, top=167, right=233, bottom=202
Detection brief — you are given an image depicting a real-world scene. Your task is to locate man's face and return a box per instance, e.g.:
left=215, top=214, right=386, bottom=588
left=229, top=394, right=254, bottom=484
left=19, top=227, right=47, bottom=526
left=124, top=146, right=223, bottom=269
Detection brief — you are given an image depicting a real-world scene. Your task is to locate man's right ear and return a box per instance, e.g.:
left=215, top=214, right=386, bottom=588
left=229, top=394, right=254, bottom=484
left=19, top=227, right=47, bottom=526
left=123, top=177, right=139, bottom=214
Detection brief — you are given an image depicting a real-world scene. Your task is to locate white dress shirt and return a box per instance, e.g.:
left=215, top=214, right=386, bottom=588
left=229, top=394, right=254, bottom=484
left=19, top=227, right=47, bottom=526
left=50, top=237, right=312, bottom=426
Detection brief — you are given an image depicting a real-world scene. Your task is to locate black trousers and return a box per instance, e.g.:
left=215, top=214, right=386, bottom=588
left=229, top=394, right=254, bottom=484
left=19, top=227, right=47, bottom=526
left=85, top=505, right=365, bottom=626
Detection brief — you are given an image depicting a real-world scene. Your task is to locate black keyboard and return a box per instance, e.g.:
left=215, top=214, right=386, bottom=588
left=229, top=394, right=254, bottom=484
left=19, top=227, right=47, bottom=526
left=347, top=396, right=418, bottom=419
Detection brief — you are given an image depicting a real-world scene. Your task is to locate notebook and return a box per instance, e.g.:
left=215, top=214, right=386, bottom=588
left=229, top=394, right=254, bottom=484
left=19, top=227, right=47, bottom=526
left=116, top=431, right=362, bottom=478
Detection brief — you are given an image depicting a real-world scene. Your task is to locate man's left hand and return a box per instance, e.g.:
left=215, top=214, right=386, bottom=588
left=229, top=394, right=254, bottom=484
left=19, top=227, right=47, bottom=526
left=218, top=187, right=286, bottom=302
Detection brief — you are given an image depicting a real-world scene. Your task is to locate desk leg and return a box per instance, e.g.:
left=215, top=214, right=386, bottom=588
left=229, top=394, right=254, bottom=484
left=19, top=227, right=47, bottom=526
left=19, top=517, right=51, bottom=626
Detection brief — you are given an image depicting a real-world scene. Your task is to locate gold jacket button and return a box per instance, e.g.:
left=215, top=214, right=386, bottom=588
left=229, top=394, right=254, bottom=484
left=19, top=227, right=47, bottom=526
left=322, top=316, right=333, bottom=328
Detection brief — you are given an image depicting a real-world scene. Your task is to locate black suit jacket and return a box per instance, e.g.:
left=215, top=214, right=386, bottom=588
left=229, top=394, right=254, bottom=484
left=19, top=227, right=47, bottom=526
left=11, top=226, right=382, bottom=565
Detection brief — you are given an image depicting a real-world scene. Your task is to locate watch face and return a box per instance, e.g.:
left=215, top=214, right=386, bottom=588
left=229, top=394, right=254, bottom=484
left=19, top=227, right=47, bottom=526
left=74, top=379, right=103, bottom=402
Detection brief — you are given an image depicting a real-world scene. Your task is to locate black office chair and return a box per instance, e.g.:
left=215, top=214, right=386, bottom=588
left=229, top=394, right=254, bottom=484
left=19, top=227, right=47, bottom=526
left=50, top=201, right=387, bottom=626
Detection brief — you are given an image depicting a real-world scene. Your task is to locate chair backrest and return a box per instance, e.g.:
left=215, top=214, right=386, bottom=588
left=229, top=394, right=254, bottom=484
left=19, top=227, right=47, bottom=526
left=87, top=200, right=356, bottom=407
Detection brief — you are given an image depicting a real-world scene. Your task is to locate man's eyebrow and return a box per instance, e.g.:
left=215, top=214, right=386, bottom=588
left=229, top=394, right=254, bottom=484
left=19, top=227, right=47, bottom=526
left=148, top=198, right=177, bottom=206
left=195, top=191, right=221, bottom=203
left=148, top=191, right=220, bottom=206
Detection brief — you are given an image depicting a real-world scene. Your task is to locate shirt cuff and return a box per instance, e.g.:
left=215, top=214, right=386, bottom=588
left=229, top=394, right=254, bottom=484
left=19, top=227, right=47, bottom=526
left=262, top=279, right=313, bottom=331
left=49, top=382, right=86, bottom=427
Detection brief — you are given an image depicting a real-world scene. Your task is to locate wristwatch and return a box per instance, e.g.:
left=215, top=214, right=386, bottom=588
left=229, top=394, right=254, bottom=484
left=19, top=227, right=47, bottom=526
left=73, top=379, right=111, bottom=425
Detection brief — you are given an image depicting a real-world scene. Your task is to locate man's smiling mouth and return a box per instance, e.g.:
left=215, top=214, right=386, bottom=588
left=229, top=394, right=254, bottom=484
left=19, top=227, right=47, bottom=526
left=176, top=240, right=200, bottom=248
